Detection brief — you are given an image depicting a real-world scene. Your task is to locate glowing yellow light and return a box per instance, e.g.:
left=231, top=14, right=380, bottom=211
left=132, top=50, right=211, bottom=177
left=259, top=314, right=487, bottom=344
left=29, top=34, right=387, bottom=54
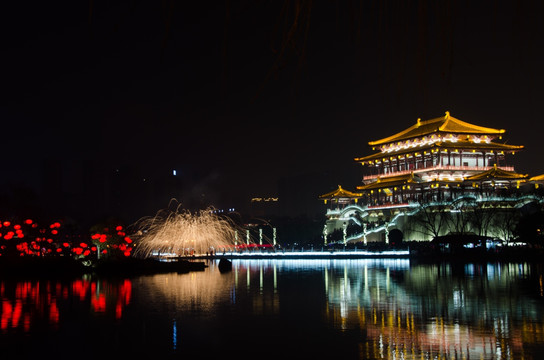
left=133, top=207, right=249, bottom=257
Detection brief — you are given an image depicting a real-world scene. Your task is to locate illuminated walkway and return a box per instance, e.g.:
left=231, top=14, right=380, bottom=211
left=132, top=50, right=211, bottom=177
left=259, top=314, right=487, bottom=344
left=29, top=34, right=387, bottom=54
left=197, top=249, right=410, bottom=259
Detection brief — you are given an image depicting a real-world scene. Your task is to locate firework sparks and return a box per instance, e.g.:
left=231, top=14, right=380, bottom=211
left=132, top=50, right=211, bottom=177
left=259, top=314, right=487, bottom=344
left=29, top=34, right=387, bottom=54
left=132, top=205, right=263, bottom=258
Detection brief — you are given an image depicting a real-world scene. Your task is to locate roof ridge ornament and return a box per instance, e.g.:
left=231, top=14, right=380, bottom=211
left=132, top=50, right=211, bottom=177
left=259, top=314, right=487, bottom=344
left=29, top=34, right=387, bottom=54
left=416, top=118, right=421, bottom=127
left=445, top=110, right=450, bottom=119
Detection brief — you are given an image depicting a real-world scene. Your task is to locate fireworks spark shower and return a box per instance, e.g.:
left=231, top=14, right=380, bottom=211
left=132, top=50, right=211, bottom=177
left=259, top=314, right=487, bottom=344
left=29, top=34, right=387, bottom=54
left=132, top=205, right=262, bottom=258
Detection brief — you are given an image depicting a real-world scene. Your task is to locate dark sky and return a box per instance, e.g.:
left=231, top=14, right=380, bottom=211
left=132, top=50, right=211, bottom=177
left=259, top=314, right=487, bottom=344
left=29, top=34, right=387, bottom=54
left=2, top=1, right=544, bottom=224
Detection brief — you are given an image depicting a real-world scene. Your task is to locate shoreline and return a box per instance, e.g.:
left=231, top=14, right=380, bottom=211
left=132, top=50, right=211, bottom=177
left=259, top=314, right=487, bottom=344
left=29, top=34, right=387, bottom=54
left=0, top=246, right=542, bottom=278
left=0, top=257, right=207, bottom=278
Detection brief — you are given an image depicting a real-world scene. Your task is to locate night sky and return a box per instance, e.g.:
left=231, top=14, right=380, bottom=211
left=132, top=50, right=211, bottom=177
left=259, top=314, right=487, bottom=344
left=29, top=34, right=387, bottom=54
left=2, top=1, right=544, bottom=225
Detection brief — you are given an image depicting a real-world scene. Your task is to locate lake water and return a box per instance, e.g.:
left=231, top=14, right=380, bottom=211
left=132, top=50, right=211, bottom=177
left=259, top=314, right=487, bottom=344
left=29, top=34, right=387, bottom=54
left=1, top=259, right=544, bottom=359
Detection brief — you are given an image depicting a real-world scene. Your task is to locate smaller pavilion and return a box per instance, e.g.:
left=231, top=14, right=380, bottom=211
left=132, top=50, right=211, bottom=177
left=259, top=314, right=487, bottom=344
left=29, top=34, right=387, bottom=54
left=319, top=185, right=362, bottom=211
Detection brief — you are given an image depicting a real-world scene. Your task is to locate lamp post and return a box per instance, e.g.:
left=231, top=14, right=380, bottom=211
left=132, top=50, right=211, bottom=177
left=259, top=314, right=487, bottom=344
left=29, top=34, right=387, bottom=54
left=251, top=217, right=274, bottom=248
left=342, top=222, right=347, bottom=246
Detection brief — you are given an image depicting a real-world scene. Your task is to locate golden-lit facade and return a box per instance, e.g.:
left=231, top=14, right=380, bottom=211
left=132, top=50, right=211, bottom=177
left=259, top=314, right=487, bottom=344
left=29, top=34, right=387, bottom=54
left=320, top=112, right=544, bottom=243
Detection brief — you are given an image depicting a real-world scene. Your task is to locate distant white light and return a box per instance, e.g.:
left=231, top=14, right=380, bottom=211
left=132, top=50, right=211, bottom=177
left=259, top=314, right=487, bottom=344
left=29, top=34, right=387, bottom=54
left=173, top=170, right=177, bottom=176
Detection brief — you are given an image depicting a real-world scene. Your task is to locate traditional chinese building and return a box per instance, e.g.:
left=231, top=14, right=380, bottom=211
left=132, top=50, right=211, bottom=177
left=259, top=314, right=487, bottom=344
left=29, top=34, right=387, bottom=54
left=320, top=112, right=544, bottom=244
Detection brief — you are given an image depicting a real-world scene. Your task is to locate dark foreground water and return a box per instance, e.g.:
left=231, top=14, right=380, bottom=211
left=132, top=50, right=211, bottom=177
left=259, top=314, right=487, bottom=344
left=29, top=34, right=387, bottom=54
left=1, top=259, right=544, bottom=359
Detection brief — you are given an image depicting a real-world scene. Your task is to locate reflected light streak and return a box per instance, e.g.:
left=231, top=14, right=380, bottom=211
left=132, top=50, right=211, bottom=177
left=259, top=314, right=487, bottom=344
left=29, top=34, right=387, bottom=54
left=138, top=262, right=235, bottom=310
left=0, top=278, right=132, bottom=334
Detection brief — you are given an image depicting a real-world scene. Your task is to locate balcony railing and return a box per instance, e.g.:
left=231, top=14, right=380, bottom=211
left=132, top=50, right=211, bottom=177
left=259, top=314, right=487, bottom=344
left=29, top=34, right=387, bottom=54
left=363, top=165, right=514, bottom=180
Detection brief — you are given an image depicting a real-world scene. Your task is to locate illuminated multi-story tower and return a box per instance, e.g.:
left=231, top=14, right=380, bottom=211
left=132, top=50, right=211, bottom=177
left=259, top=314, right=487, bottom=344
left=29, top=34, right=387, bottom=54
left=320, top=112, right=543, bottom=243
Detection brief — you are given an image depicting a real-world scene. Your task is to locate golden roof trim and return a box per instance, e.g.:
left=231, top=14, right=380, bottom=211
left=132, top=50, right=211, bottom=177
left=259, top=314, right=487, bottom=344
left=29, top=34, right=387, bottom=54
left=354, top=141, right=523, bottom=163
left=319, top=185, right=362, bottom=199
left=465, top=166, right=528, bottom=181
left=529, top=174, right=544, bottom=181
left=356, top=173, right=420, bottom=190
left=368, top=111, right=506, bottom=146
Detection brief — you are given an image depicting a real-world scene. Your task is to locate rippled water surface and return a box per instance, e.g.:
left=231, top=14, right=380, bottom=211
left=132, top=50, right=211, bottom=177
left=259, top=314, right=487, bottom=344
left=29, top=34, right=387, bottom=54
left=2, top=259, right=544, bottom=359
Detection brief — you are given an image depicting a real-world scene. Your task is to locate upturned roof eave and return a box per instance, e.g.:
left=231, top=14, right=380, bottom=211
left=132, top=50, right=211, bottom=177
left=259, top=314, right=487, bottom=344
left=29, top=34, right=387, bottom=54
left=354, top=141, right=523, bottom=163
left=465, top=167, right=528, bottom=181
left=319, top=185, right=362, bottom=199
left=368, top=112, right=505, bottom=146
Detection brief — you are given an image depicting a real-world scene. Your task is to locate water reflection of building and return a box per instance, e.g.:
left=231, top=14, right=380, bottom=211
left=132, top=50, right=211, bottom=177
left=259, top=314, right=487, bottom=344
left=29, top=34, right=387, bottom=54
left=320, top=112, right=544, bottom=243
left=322, top=261, right=544, bottom=359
